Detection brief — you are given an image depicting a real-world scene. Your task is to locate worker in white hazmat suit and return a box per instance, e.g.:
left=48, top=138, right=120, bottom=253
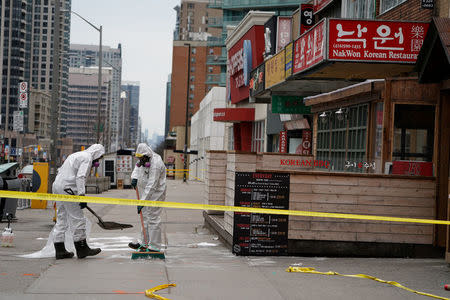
left=129, top=143, right=166, bottom=251
left=52, top=144, right=105, bottom=259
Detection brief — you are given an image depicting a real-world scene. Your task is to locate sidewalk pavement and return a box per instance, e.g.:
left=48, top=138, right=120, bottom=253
left=0, top=180, right=449, bottom=300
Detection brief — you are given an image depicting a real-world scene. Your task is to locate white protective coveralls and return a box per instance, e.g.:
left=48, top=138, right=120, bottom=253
left=53, top=144, right=105, bottom=243
left=131, top=143, right=166, bottom=250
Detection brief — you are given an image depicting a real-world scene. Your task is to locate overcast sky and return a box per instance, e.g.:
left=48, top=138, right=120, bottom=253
left=70, top=0, right=180, bottom=137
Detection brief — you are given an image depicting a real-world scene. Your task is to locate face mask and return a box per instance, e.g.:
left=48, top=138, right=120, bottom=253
left=136, top=156, right=150, bottom=168
left=93, top=161, right=100, bottom=168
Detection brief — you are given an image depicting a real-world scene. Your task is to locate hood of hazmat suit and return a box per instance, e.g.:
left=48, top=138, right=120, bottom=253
left=53, top=144, right=105, bottom=196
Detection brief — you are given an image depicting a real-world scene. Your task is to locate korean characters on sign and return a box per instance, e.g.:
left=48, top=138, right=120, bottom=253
left=328, top=19, right=429, bottom=62
left=276, top=17, right=292, bottom=52
left=300, top=4, right=314, bottom=35
left=293, top=20, right=326, bottom=74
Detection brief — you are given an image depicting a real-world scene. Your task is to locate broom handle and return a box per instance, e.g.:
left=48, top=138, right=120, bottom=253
left=135, top=188, right=149, bottom=246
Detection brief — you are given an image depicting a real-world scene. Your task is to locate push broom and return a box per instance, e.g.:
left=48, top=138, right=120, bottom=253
left=131, top=187, right=165, bottom=260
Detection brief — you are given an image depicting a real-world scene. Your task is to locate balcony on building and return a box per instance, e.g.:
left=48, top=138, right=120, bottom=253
left=208, top=0, right=223, bottom=8
left=206, top=53, right=227, bottom=65
left=207, top=36, right=226, bottom=47
left=205, top=73, right=226, bottom=86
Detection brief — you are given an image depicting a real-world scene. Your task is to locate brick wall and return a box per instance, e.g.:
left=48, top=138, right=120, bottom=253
left=377, top=0, right=433, bottom=21
left=169, top=42, right=222, bottom=131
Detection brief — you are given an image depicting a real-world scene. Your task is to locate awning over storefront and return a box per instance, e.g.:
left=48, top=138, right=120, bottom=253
left=304, top=79, right=384, bottom=112
left=213, top=108, right=255, bottom=123
left=415, top=17, right=450, bottom=84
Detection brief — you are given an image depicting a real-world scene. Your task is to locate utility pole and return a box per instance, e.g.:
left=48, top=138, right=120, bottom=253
left=183, top=43, right=191, bottom=183
left=96, top=26, right=103, bottom=143
left=49, top=0, right=61, bottom=189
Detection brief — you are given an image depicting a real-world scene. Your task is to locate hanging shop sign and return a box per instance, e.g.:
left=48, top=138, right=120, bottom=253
left=292, top=9, right=301, bottom=40
left=249, top=63, right=265, bottom=98
left=279, top=131, right=287, bottom=153
left=264, top=16, right=277, bottom=57
left=243, top=40, right=253, bottom=86
left=328, top=19, right=429, bottom=63
left=233, top=172, right=289, bottom=256
left=293, top=19, right=326, bottom=75
left=314, top=0, right=333, bottom=14
left=299, top=130, right=312, bottom=155
left=300, top=4, right=314, bottom=35
left=272, top=95, right=311, bottom=114
left=285, top=42, right=293, bottom=78
left=277, top=17, right=292, bottom=53
left=213, top=108, right=255, bottom=122
left=265, top=49, right=285, bottom=88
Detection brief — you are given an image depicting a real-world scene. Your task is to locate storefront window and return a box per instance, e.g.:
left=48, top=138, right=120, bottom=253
left=251, top=121, right=265, bottom=152
left=379, top=0, right=407, bottom=14
left=343, top=0, right=375, bottom=19
left=393, top=104, right=434, bottom=162
left=317, top=104, right=368, bottom=171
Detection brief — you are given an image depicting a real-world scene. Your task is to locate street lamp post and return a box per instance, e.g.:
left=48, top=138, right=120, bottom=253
left=70, top=11, right=103, bottom=144
left=183, top=43, right=191, bottom=183
left=49, top=0, right=61, bottom=188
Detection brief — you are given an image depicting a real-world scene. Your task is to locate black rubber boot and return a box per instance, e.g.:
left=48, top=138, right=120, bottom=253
left=128, top=242, right=141, bottom=250
left=74, top=239, right=101, bottom=259
left=54, top=242, right=74, bottom=259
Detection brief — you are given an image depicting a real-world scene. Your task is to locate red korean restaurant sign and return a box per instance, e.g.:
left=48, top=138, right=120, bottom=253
left=293, top=19, right=326, bottom=74
left=328, top=19, right=429, bottom=63
left=279, top=131, right=287, bottom=153
left=293, top=19, right=429, bottom=76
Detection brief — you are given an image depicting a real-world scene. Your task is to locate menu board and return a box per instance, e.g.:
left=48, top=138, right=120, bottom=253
left=232, top=172, right=290, bottom=256
left=116, top=155, right=133, bottom=173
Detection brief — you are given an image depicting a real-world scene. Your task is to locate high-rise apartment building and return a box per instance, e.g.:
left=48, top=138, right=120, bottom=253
left=167, top=1, right=223, bottom=135
left=67, top=66, right=112, bottom=151
left=0, top=0, right=71, bottom=139
left=121, top=81, right=140, bottom=148
left=69, top=44, right=122, bottom=151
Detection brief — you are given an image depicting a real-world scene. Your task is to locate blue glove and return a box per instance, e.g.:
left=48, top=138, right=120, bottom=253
left=131, top=178, right=138, bottom=188
left=137, top=206, right=143, bottom=214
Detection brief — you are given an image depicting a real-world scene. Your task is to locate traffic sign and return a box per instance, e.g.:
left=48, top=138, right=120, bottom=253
left=19, top=82, right=28, bottom=93
left=19, top=92, right=28, bottom=108
left=13, top=111, right=24, bottom=132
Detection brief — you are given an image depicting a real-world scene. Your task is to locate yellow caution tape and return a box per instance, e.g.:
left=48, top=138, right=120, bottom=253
left=286, top=267, right=449, bottom=300
left=1, top=190, right=449, bottom=225
left=145, top=284, right=176, bottom=300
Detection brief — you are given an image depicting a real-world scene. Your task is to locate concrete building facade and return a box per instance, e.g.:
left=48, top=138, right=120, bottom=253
left=0, top=0, right=71, bottom=136
left=27, top=89, right=51, bottom=139
left=189, top=87, right=226, bottom=181
left=67, top=66, right=112, bottom=151
left=69, top=43, right=122, bottom=151
left=121, top=81, right=140, bottom=148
